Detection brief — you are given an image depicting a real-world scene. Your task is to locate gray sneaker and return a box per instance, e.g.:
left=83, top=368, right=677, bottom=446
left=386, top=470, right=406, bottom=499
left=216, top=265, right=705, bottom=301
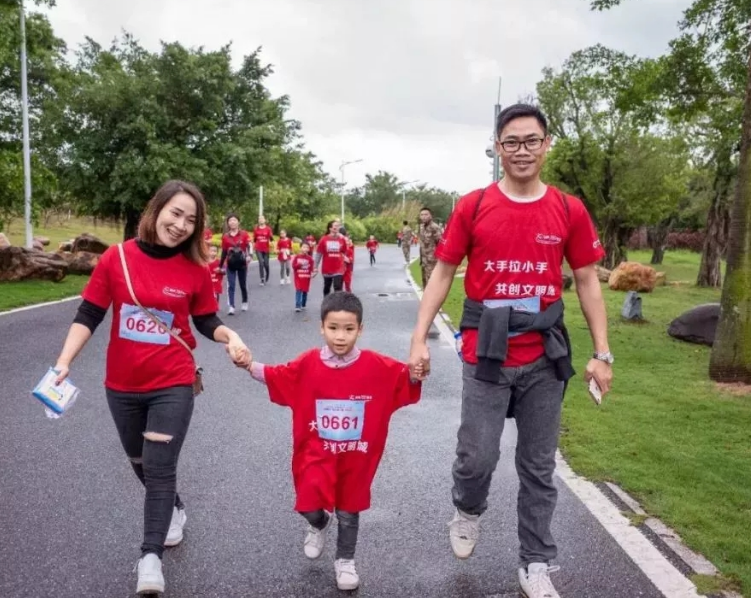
left=519, top=563, right=561, bottom=598
left=135, top=553, right=164, bottom=595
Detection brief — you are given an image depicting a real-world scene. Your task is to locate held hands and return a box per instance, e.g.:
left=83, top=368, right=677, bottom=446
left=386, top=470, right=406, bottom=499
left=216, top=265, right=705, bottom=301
left=226, top=336, right=252, bottom=369
left=408, top=339, right=431, bottom=381
left=584, top=358, right=613, bottom=398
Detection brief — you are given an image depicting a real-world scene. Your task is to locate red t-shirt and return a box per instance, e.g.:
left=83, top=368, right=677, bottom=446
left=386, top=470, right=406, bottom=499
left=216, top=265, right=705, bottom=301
left=437, top=184, right=604, bottom=366
left=253, top=226, right=273, bottom=252
left=221, top=230, right=252, bottom=264
left=292, top=254, right=315, bottom=292
left=203, top=228, right=213, bottom=242
left=366, top=240, right=379, bottom=253
left=277, top=238, right=292, bottom=261
left=263, top=349, right=422, bottom=512
left=304, top=235, right=316, bottom=247
left=82, top=240, right=218, bottom=392
left=316, top=234, right=347, bottom=276
left=208, top=258, right=224, bottom=295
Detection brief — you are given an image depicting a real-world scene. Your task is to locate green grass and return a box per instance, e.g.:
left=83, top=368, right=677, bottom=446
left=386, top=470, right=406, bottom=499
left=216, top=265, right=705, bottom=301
left=413, top=251, right=751, bottom=595
left=0, top=275, right=88, bottom=312
left=4, top=216, right=122, bottom=248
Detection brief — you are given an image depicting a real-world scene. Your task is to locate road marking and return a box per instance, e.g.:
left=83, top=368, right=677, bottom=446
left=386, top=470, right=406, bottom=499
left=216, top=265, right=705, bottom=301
left=0, top=295, right=81, bottom=317
left=404, top=261, right=702, bottom=598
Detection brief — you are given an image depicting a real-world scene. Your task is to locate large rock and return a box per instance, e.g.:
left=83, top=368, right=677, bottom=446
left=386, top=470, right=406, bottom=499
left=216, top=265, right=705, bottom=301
left=608, top=262, right=657, bottom=293
left=0, top=246, right=68, bottom=282
left=58, top=239, right=74, bottom=252
left=72, top=233, right=109, bottom=255
left=0, top=233, right=10, bottom=249
left=57, top=250, right=100, bottom=275
left=34, top=236, right=50, bottom=247
left=655, top=272, right=667, bottom=286
left=668, top=303, right=720, bottom=346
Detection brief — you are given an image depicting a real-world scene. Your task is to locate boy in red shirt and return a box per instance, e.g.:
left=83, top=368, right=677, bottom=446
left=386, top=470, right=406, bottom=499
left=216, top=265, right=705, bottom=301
left=246, top=292, right=423, bottom=591
left=253, top=215, right=273, bottom=286
left=208, top=244, right=224, bottom=303
left=292, top=241, right=315, bottom=312
left=276, top=229, right=293, bottom=285
left=339, top=227, right=355, bottom=293
left=365, top=235, right=379, bottom=266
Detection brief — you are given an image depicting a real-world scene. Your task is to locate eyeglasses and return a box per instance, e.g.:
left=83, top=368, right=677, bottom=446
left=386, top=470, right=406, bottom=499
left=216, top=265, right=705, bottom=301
left=498, top=137, right=545, bottom=153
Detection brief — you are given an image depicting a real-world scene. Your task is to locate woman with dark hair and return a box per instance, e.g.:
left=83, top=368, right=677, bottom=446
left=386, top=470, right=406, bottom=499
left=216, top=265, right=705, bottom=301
left=315, top=220, right=347, bottom=296
left=52, top=180, right=252, bottom=596
left=220, top=213, right=252, bottom=315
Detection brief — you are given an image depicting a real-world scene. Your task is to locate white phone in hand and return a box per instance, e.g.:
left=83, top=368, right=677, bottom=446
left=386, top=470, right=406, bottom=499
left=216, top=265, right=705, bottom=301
left=588, top=378, right=602, bottom=405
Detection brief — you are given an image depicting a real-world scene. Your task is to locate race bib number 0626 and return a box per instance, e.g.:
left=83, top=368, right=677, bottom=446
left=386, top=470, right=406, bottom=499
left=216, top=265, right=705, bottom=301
left=118, top=303, right=175, bottom=345
left=315, top=399, right=365, bottom=442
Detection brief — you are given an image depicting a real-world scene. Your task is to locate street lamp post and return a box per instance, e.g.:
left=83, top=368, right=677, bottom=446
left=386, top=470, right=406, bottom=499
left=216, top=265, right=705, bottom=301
left=401, top=179, right=420, bottom=212
left=339, top=159, right=363, bottom=223
left=19, top=0, right=33, bottom=249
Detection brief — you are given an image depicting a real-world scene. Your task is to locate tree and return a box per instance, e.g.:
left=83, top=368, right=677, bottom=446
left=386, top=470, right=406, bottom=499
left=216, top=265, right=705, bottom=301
left=56, top=34, right=292, bottom=239
left=587, top=0, right=751, bottom=382
left=537, top=45, right=689, bottom=268
left=0, top=0, right=66, bottom=230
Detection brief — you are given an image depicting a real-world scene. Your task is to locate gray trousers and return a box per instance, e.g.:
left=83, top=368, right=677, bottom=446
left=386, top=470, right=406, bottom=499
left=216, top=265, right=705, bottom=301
left=452, top=358, right=563, bottom=566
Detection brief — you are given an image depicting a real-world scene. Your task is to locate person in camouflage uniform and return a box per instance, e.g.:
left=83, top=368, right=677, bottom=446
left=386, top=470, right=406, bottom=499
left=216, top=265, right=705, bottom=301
left=401, top=220, right=414, bottom=264
left=418, top=207, right=442, bottom=288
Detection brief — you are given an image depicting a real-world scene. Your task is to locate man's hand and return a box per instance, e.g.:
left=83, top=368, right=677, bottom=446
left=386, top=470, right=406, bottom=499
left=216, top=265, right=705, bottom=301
left=409, top=339, right=431, bottom=380
left=584, top=359, right=612, bottom=395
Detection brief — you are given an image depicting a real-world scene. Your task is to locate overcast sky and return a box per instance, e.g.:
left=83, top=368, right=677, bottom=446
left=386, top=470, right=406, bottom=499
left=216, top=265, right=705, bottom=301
left=43, top=0, right=691, bottom=195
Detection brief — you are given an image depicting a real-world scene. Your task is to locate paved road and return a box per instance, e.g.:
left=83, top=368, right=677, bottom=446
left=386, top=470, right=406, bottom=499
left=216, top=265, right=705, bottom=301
left=0, top=246, right=665, bottom=597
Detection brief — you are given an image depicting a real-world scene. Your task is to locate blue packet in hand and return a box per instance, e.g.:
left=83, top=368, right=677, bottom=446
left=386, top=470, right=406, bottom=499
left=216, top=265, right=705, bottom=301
left=32, top=368, right=81, bottom=419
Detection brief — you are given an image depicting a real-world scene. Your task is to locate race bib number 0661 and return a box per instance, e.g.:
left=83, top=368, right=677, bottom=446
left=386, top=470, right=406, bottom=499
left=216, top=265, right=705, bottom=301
left=119, top=303, right=175, bottom=345
left=315, top=399, right=365, bottom=442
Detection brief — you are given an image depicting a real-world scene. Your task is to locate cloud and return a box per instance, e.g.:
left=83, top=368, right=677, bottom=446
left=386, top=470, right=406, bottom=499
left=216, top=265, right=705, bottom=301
left=43, top=0, right=692, bottom=193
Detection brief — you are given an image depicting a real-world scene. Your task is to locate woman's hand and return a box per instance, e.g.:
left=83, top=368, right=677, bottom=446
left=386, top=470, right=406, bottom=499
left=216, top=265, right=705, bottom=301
left=53, top=361, right=70, bottom=385
left=226, top=336, right=251, bottom=366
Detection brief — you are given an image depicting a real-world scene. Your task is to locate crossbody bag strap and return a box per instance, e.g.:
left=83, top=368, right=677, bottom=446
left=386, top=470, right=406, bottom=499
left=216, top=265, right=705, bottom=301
left=117, top=243, right=195, bottom=360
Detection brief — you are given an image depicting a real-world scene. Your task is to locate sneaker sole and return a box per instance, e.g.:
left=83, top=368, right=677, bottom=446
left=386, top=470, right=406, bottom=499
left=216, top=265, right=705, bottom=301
left=337, top=579, right=359, bottom=591
left=136, top=581, right=165, bottom=595
left=164, top=532, right=183, bottom=547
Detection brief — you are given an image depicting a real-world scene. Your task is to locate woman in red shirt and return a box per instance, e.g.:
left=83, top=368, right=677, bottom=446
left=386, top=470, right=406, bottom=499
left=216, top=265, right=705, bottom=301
left=52, top=180, right=251, bottom=596
left=220, top=214, right=252, bottom=315
left=315, top=220, right=347, bottom=296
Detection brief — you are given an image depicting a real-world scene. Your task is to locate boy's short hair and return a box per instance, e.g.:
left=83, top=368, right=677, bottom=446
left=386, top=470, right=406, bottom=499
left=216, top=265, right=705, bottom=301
left=321, top=292, right=363, bottom=325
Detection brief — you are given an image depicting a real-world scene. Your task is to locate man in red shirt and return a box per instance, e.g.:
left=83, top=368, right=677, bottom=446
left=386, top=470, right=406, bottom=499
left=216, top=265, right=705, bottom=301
left=408, top=104, right=613, bottom=598
left=253, top=215, right=274, bottom=286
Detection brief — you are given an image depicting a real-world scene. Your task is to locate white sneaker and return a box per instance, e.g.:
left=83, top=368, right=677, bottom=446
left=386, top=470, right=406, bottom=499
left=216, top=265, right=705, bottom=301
left=241, top=302, right=248, bottom=311
left=303, top=512, right=333, bottom=559
left=135, top=553, right=165, bottom=595
left=519, top=563, right=561, bottom=598
left=164, top=507, right=186, bottom=547
left=448, top=509, right=480, bottom=559
left=334, top=559, right=359, bottom=591
left=228, top=306, right=235, bottom=315
left=280, top=279, right=285, bottom=285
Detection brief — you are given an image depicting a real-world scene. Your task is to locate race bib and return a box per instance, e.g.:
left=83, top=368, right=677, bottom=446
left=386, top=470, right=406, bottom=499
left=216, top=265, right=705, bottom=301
left=119, top=303, right=175, bottom=345
left=315, top=399, right=365, bottom=442
left=483, top=296, right=540, bottom=338
left=326, top=240, right=340, bottom=253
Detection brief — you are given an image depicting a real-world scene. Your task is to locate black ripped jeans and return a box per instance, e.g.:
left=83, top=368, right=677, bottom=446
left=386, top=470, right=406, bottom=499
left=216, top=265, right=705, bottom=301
left=301, top=509, right=360, bottom=559
left=106, top=385, right=194, bottom=558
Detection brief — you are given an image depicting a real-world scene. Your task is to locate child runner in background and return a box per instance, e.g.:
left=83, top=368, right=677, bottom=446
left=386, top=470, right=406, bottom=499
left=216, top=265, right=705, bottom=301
left=365, top=235, right=379, bottom=266
left=244, top=292, right=423, bottom=590
left=208, top=244, right=224, bottom=304
left=315, top=220, right=346, bottom=296
left=304, top=232, right=317, bottom=248
left=340, top=227, right=355, bottom=293
left=292, top=242, right=315, bottom=312
left=277, top=230, right=293, bottom=285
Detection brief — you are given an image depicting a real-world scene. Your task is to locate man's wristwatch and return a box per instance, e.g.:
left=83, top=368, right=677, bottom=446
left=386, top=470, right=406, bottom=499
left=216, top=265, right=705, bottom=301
left=593, top=351, right=615, bottom=365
